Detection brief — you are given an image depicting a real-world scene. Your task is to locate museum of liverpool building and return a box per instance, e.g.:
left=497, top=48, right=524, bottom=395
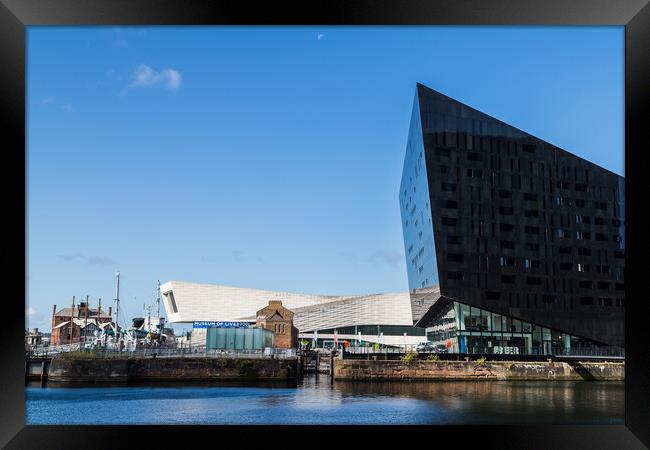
left=400, top=83, right=625, bottom=356
left=159, top=281, right=430, bottom=348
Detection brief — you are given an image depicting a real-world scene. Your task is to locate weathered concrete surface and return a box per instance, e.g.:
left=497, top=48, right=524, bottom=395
left=334, top=360, right=624, bottom=381
left=48, top=356, right=299, bottom=383
left=48, top=357, right=130, bottom=383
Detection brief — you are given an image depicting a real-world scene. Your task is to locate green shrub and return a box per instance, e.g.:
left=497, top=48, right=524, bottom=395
left=427, top=354, right=440, bottom=361
left=400, top=350, right=418, bottom=362
left=476, top=356, right=487, bottom=366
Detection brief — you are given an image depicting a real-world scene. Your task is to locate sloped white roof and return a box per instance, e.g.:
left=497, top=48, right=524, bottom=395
left=160, top=281, right=415, bottom=331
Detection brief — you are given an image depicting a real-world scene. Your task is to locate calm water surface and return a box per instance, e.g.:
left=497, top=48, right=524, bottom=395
left=26, top=375, right=624, bottom=425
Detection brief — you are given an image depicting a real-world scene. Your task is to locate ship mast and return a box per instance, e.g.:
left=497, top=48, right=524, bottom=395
left=115, top=271, right=120, bottom=340
left=156, top=280, right=161, bottom=320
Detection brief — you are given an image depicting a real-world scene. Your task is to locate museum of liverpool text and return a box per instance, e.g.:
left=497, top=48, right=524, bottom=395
left=400, top=83, right=625, bottom=356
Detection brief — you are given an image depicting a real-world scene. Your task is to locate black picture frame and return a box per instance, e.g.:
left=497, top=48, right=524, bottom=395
left=1, top=0, right=648, bottom=448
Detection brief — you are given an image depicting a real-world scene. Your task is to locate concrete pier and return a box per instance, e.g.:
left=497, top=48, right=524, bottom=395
left=46, top=355, right=300, bottom=384
left=334, top=359, right=624, bottom=381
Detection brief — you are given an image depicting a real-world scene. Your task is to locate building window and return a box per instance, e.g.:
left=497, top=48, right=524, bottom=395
left=580, top=297, right=594, bottom=305
left=559, top=262, right=573, bottom=271
left=441, top=217, right=457, bottom=226
left=525, top=226, right=540, bottom=235
left=440, top=200, right=458, bottom=209
left=597, top=265, right=611, bottom=274
left=163, top=292, right=178, bottom=313
left=600, top=298, right=613, bottom=307
left=500, top=240, right=515, bottom=249
left=498, top=189, right=512, bottom=199
left=447, top=253, right=464, bottom=263
left=525, top=243, right=540, bottom=252
left=526, top=276, right=542, bottom=285
left=441, top=182, right=457, bottom=192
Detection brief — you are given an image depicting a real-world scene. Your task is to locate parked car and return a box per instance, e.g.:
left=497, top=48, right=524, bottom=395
left=433, top=344, right=448, bottom=354
left=416, top=342, right=436, bottom=353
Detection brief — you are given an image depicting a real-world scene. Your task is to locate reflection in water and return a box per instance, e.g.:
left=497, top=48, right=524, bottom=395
left=25, top=375, right=623, bottom=425
left=332, top=379, right=624, bottom=424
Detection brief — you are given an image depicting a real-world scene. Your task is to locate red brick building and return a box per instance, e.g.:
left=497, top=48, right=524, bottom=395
left=255, top=300, right=298, bottom=349
left=50, top=302, right=113, bottom=345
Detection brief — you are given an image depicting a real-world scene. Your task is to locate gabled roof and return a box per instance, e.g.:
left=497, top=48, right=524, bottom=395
left=54, top=306, right=110, bottom=318
left=265, top=311, right=284, bottom=321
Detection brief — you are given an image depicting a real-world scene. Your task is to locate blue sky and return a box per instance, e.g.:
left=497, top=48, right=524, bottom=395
left=26, top=26, right=623, bottom=331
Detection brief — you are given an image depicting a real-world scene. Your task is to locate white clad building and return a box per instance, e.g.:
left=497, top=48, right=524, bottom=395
left=160, top=281, right=438, bottom=348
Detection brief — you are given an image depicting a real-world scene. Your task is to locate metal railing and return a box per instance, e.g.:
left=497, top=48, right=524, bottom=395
left=342, top=346, right=625, bottom=358
left=27, top=345, right=298, bottom=360
left=344, top=346, right=417, bottom=355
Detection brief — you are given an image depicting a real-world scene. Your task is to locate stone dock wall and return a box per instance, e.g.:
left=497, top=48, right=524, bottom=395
left=47, top=356, right=300, bottom=383
left=334, top=359, right=624, bottom=381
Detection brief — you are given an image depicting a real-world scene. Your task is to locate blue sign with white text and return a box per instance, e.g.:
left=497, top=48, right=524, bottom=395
left=193, top=321, right=251, bottom=329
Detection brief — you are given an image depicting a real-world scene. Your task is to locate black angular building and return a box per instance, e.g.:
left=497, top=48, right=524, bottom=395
left=400, top=83, right=624, bottom=356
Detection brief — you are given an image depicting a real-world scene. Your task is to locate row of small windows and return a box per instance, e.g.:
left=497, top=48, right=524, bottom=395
left=463, top=211, right=622, bottom=234
left=436, top=194, right=621, bottom=221
left=433, top=150, right=619, bottom=197
left=445, top=218, right=623, bottom=243
left=579, top=297, right=625, bottom=307
left=484, top=291, right=624, bottom=308
left=434, top=165, right=620, bottom=207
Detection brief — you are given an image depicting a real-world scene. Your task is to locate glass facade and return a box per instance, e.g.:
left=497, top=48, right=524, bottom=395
left=206, top=327, right=274, bottom=350
left=426, top=300, right=604, bottom=356
left=399, top=90, right=439, bottom=290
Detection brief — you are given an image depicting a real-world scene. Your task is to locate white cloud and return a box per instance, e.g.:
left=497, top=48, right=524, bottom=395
left=130, top=64, right=182, bottom=90
left=41, top=96, right=54, bottom=105
left=131, top=64, right=163, bottom=87
left=60, top=103, right=75, bottom=113
left=317, top=33, right=325, bottom=41
left=26, top=307, right=37, bottom=317
left=58, top=252, right=115, bottom=266
left=163, top=68, right=182, bottom=90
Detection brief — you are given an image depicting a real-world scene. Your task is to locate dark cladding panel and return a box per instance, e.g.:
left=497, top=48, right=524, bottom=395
left=402, top=83, right=624, bottom=347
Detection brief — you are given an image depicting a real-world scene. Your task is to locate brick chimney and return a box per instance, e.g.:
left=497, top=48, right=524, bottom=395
left=52, top=304, right=57, bottom=330
left=78, top=302, right=88, bottom=318
left=108, top=306, right=112, bottom=318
